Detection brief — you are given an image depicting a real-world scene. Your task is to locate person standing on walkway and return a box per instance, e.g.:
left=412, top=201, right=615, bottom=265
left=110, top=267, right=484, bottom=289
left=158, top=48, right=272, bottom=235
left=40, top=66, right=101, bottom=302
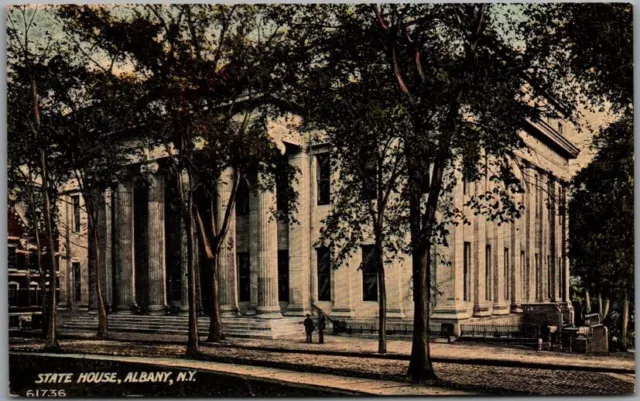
left=303, top=314, right=315, bottom=343
left=318, top=311, right=326, bottom=344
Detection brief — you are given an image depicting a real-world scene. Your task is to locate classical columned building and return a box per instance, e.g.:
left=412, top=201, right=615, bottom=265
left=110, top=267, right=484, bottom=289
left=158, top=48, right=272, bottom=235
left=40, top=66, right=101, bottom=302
left=57, top=117, right=578, bottom=336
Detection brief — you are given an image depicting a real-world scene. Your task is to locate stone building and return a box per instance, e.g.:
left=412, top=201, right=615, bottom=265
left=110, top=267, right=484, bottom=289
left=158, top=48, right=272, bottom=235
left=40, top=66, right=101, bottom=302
left=57, top=116, right=579, bottom=336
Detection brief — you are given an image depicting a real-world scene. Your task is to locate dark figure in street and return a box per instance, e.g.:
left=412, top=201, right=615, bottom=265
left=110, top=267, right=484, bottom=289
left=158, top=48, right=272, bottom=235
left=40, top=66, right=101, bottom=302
left=318, top=311, right=326, bottom=344
left=303, top=314, right=315, bottom=343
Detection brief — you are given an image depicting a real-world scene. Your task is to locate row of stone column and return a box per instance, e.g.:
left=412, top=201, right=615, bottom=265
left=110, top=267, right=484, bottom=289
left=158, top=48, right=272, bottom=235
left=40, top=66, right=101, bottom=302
left=433, top=160, right=571, bottom=320
left=87, top=159, right=296, bottom=319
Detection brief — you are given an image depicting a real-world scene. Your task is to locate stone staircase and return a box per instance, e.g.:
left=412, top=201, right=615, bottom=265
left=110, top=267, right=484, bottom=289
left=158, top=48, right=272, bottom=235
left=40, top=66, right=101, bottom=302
left=60, top=314, right=304, bottom=339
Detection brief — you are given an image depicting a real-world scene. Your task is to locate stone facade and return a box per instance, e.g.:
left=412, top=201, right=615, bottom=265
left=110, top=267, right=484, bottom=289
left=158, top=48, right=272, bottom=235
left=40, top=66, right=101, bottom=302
left=57, top=117, right=579, bottom=335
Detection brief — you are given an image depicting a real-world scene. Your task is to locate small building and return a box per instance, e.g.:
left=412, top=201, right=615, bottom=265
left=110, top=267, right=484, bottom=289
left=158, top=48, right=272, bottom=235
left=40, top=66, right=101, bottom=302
left=7, top=205, right=58, bottom=330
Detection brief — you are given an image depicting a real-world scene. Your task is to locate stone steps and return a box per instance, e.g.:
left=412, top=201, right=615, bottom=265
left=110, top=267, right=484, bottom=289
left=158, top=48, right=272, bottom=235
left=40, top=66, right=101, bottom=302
left=61, top=315, right=303, bottom=339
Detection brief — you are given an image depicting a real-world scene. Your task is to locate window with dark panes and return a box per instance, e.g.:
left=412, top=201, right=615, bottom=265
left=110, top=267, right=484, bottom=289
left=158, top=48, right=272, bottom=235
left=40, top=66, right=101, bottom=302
left=235, top=180, right=250, bottom=216
left=316, top=247, right=331, bottom=301
left=8, top=283, right=18, bottom=306
left=8, top=247, right=16, bottom=270
left=463, top=242, right=471, bottom=301
left=547, top=255, right=552, bottom=299
left=485, top=245, right=492, bottom=301
left=30, top=283, right=39, bottom=306
left=362, top=245, right=379, bottom=302
left=535, top=253, right=540, bottom=300
left=504, top=248, right=510, bottom=300
left=278, top=250, right=289, bottom=302
left=363, top=157, right=377, bottom=201
left=237, top=252, right=251, bottom=302
left=316, top=153, right=331, bottom=205
left=29, top=252, right=38, bottom=272
left=72, top=195, right=81, bottom=232
left=463, top=173, right=468, bottom=195
left=276, top=155, right=289, bottom=213
left=521, top=250, right=527, bottom=297
left=73, top=262, right=81, bottom=302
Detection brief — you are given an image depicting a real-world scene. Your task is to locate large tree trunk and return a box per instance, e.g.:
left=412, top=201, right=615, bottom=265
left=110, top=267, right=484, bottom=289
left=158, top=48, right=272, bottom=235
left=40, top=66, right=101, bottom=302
left=376, top=245, right=387, bottom=354
left=40, top=150, right=59, bottom=352
left=207, top=253, right=225, bottom=342
left=89, top=218, right=108, bottom=338
left=407, top=239, right=437, bottom=382
left=622, top=289, right=630, bottom=349
left=406, top=160, right=437, bottom=382
left=185, top=192, right=201, bottom=357
left=585, top=289, right=591, bottom=314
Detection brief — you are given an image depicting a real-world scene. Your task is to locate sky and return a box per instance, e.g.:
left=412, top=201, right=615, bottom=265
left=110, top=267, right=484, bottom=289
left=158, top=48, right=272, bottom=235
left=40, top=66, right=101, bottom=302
left=7, top=3, right=619, bottom=179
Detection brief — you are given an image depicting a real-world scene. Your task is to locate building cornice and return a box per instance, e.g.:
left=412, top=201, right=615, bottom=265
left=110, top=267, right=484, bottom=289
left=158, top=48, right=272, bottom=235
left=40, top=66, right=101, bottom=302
left=524, top=119, right=580, bottom=160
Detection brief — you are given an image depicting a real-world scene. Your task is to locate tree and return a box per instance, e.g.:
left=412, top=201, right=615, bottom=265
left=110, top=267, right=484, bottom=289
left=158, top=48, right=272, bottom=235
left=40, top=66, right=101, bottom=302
left=282, top=4, right=578, bottom=381
left=7, top=5, right=79, bottom=351
left=58, top=4, right=299, bottom=350
left=311, top=79, right=409, bottom=355
left=60, top=69, right=147, bottom=338
left=570, top=113, right=633, bottom=346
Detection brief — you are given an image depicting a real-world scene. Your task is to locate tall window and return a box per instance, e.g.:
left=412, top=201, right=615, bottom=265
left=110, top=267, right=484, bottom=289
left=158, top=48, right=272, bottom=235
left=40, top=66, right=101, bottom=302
left=521, top=250, right=527, bottom=299
left=363, top=157, right=377, bottom=201
left=8, top=283, right=18, bottom=307
left=362, top=246, right=379, bottom=302
left=235, top=181, right=250, bottom=216
left=316, top=247, right=331, bottom=301
left=277, top=250, right=289, bottom=302
left=72, top=195, right=81, bottom=232
left=316, top=153, right=331, bottom=205
left=276, top=155, right=289, bottom=213
left=29, top=253, right=38, bottom=272
left=535, top=253, right=540, bottom=300
left=504, top=248, right=510, bottom=300
left=485, top=245, right=492, bottom=301
left=463, top=242, right=471, bottom=301
left=547, top=255, right=552, bottom=299
left=30, top=282, right=39, bottom=306
left=8, top=246, right=17, bottom=271
left=237, top=252, right=251, bottom=302
left=73, top=262, right=81, bottom=302
left=557, top=122, right=563, bottom=136
left=559, top=256, right=564, bottom=299
left=462, top=173, right=468, bottom=196
left=534, top=174, right=540, bottom=219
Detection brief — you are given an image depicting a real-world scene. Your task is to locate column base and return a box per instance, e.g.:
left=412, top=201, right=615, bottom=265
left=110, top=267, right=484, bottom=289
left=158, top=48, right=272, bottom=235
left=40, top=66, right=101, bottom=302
left=492, top=302, right=511, bottom=315
left=432, top=301, right=472, bottom=321
left=220, top=305, right=241, bottom=317
left=330, top=308, right=356, bottom=319
left=255, top=305, right=283, bottom=319
left=473, top=302, right=492, bottom=317
left=510, top=303, right=523, bottom=313
left=147, top=305, right=168, bottom=315
left=386, top=308, right=406, bottom=320
left=284, top=304, right=311, bottom=317
left=115, top=304, right=138, bottom=315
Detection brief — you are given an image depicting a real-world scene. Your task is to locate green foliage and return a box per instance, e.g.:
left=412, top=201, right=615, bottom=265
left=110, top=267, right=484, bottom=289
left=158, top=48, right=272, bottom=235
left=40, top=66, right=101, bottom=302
left=57, top=4, right=300, bottom=222
left=569, top=112, right=634, bottom=298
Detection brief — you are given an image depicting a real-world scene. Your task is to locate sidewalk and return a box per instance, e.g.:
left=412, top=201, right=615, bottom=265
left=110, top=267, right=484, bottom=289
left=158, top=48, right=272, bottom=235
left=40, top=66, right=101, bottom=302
left=54, top=330, right=636, bottom=373
left=10, top=351, right=473, bottom=396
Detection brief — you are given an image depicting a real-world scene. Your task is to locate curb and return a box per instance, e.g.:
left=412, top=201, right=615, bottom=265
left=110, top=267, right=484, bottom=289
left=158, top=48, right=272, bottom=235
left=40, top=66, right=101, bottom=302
left=19, top=332, right=636, bottom=375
